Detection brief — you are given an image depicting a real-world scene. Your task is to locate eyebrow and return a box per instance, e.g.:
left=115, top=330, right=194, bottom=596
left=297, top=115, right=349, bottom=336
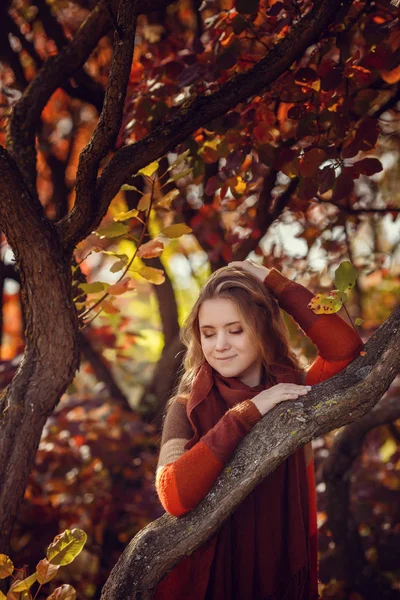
left=199, top=321, right=241, bottom=330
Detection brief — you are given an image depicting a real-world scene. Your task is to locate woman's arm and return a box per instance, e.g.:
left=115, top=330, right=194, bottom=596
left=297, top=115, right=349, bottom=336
left=156, top=397, right=262, bottom=517
left=263, top=268, right=364, bottom=384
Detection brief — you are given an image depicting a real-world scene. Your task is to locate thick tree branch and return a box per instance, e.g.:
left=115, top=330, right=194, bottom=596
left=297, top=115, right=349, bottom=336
left=58, top=0, right=353, bottom=250
left=6, top=0, right=176, bottom=200
left=69, top=0, right=138, bottom=254
left=100, top=305, right=400, bottom=600
left=323, top=395, right=400, bottom=599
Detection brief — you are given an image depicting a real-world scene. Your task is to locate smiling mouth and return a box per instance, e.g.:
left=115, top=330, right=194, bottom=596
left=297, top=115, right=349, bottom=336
left=217, top=356, right=236, bottom=361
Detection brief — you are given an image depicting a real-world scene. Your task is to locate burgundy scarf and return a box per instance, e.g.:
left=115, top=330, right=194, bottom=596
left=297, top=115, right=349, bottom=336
left=154, top=361, right=312, bottom=600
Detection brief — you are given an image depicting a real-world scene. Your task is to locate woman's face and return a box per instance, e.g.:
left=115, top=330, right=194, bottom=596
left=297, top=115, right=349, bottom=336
left=198, top=296, right=262, bottom=388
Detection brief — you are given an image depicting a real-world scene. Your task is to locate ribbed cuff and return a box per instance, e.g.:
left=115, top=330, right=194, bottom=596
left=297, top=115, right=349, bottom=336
left=263, top=268, right=290, bottom=296
left=230, top=400, right=262, bottom=428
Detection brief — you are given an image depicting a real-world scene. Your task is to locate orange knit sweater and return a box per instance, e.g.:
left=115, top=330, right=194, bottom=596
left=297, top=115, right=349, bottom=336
left=155, top=268, right=363, bottom=522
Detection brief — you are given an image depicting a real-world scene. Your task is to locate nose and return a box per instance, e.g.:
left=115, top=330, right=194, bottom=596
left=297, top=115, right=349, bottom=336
left=214, top=331, right=230, bottom=351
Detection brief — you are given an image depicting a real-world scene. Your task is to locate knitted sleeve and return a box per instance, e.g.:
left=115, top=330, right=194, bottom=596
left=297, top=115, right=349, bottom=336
left=263, top=268, right=364, bottom=385
left=155, top=396, right=262, bottom=517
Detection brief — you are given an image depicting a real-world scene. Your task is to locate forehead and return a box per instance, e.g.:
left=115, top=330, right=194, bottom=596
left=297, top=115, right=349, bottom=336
left=198, top=297, right=241, bottom=327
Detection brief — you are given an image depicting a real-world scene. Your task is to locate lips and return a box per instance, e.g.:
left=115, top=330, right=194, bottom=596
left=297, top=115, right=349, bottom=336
left=217, top=356, right=236, bottom=361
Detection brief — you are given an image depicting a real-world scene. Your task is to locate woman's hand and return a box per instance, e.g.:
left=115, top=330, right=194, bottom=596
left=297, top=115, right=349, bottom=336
left=250, top=383, right=312, bottom=417
left=228, top=259, right=269, bottom=283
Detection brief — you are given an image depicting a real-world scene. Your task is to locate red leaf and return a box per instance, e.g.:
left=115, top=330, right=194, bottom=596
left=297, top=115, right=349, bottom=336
left=332, top=171, right=354, bottom=203
left=321, top=68, right=343, bottom=91
left=318, top=165, right=335, bottom=194
left=298, top=148, right=326, bottom=178
left=353, top=158, right=383, bottom=177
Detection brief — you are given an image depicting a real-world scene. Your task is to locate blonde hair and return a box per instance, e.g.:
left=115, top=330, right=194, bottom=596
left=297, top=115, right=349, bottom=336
left=167, top=266, right=301, bottom=409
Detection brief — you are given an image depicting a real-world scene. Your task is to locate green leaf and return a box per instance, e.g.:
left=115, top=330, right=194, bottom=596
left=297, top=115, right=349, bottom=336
left=10, top=573, right=37, bottom=592
left=137, top=161, right=159, bottom=177
left=78, top=282, right=105, bottom=294
left=95, top=222, right=129, bottom=239
left=47, top=529, right=87, bottom=566
left=110, top=259, right=127, bottom=273
left=236, top=0, right=259, bottom=13
left=167, top=168, right=192, bottom=182
left=120, top=184, right=143, bottom=193
left=161, top=223, right=192, bottom=238
left=355, top=317, right=364, bottom=326
left=334, top=261, right=357, bottom=296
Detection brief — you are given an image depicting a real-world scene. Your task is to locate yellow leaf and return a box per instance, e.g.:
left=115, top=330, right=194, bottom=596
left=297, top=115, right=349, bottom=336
left=307, top=294, right=342, bottom=314
left=0, top=591, right=5, bottom=599
left=156, top=189, right=180, bottom=209
left=161, top=223, right=192, bottom=238
left=0, top=555, right=13, bottom=579
left=234, top=176, right=246, bottom=194
left=381, top=437, right=397, bottom=463
left=47, top=529, right=87, bottom=567
left=138, top=161, right=159, bottom=177
left=137, top=266, right=165, bottom=285
left=138, top=193, right=151, bottom=211
left=10, top=573, right=37, bottom=592
left=113, top=209, right=139, bottom=222
left=137, top=239, right=164, bottom=259
left=36, top=559, right=60, bottom=585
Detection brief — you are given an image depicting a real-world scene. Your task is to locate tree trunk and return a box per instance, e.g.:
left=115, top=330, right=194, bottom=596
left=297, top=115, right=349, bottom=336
left=100, top=305, right=400, bottom=600
left=0, top=149, right=80, bottom=552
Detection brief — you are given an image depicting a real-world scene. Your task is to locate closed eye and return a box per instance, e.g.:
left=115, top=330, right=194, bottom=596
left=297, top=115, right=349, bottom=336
left=203, top=330, right=243, bottom=338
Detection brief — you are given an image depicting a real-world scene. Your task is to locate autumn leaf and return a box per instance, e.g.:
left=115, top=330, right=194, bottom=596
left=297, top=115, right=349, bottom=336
left=9, top=573, right=37, bottom=592
left=107, top=278, right=136, bottom=295
left=137, top=239, right=164, bottom=259
left=156, top=189, right=179, bottom=209
left=95, top=222, right=129, bottom=239
left=36, top=558, right=60, bottom=584
left=308, top=294, right=342, bottom=314
left=161, top=223, right=192, bottom=238
left=113, top=209, right=139, bottom=222
left=137, top=161, right=159, bottom=177
left=45, top=584, right=76, bottom=600
left=136, top=266, right=165, bottom=285
left=0, top=554, right=13, bottom=578
left=47, top=529, right=87, bottom=566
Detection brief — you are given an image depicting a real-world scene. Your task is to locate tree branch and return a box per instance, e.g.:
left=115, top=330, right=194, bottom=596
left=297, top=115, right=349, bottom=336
left=57, top=0, right=353, bottom=250
left=100, top=305, right=400, bottom=600
left=232, top=173, right=298, bottom=261
left=6, top=0, right=176, bottom=200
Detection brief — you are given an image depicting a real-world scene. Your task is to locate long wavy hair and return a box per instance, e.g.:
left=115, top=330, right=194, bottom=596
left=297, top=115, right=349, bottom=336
left=167, top=265, right=301, bottom=410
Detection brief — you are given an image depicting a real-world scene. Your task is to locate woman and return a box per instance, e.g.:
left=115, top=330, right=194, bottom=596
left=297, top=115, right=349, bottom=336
left=154, top=260, right=363, bottom=600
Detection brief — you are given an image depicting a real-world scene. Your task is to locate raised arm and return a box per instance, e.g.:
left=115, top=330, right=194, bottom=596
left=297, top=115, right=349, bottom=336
left=263, top=268, right=364, bottom=384
left=155, top=396, right=261, bottom=517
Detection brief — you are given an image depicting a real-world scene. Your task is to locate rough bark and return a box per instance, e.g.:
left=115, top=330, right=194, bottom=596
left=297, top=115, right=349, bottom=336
left=0, top=148, right=80, bottom=552
left=323, top=395, right=400, bottom=599
left=100, top=304, right=400, bottom=600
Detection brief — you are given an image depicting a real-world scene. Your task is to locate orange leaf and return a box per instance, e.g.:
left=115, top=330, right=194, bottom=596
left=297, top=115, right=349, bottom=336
left=137, top=239, right=164, bottom=259
left=107, top=279, right=136, bottom=295
left=381, top=65, right=400, bottom=84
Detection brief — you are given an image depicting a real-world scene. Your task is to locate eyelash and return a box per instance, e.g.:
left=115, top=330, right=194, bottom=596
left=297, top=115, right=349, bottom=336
left=202, top=330, right=243, bottom=338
